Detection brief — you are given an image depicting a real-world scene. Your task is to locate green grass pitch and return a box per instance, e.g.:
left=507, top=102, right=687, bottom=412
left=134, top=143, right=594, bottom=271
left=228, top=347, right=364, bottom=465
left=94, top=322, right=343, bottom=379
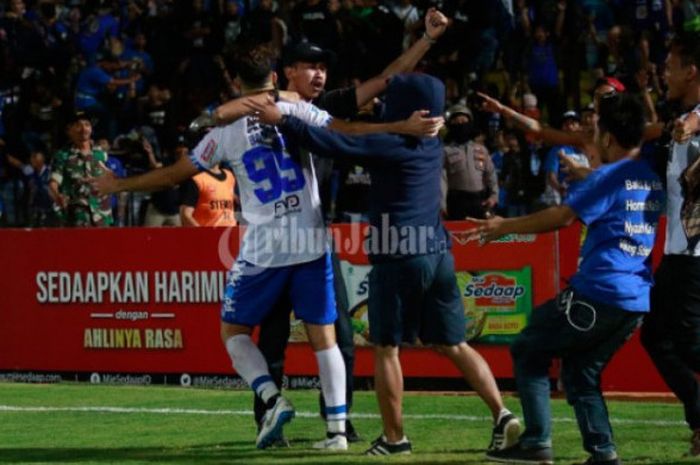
left=0, top=383, right=696, bottom=464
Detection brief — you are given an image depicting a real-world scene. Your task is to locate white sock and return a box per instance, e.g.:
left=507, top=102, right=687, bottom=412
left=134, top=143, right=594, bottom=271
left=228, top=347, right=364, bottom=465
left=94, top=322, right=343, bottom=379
left=496, top=408, right=512, bottom=425
left=225, top=335, right=279, bottom=403
left=315, top=345, right=347, bottom=434
left=384, top=434, right=409, bottom=445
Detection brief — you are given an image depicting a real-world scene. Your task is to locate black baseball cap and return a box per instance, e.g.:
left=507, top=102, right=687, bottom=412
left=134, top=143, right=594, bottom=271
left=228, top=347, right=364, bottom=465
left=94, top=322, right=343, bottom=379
left=66, top=111, right=92, bottom=126
left=561, top=110, right=581, bottom=123
left=283, top=42, right=336, bottom=66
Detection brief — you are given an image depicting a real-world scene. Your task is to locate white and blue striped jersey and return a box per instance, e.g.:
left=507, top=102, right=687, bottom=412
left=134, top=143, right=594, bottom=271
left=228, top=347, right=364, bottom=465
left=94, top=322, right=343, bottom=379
left=189, top=101, right=332, bottom=267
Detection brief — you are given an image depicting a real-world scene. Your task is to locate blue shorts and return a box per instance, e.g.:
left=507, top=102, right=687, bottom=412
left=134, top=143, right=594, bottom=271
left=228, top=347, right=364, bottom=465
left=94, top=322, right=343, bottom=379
left=221, top=253, right=337, bottom=327
left=368, top=252, right=466, bottom=346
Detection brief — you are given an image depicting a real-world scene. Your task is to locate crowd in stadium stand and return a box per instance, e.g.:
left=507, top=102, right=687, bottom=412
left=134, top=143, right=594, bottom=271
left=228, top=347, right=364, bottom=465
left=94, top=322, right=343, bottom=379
left=0, top=0, right=699, bottom=227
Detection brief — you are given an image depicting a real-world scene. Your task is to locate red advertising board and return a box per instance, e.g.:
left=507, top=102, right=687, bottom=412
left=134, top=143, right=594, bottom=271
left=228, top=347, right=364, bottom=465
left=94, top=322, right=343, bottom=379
left=0, top=224, right=555, bottom=381
left=0, top=223, right=671, bottom=391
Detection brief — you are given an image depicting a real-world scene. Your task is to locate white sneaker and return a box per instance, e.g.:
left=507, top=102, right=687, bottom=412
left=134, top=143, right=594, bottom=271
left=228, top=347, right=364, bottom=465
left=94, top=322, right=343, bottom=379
left=313, top=434, right=348, bottom=451
left=488, top=413, right=521, bottom=451
left=256, top=396, right=295, bottom=449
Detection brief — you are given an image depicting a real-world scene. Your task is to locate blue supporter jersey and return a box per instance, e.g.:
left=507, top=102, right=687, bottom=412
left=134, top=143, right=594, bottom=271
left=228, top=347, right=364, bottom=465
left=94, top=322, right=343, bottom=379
left=75, top=65, right=112, bottom=109
left=105, top=156, right=126, bottom=210
left=120, top=48, right=153, bottom=94
left=544, top=145, right=589, bottom=183
left=544, top=145, right=589, bottom=199
left=528, top=43, right=558, bottom=88
left=566, top=158, right=664, bottom=312
left=79, top=13, right=119, bottom=57
left=22, top=165, right=52, bottom=211
left=0, top=94, right=5, bottom=139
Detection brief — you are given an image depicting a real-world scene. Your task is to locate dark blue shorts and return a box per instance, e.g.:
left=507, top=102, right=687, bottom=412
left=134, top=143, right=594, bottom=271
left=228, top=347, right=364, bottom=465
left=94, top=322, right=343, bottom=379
left=221, top=253, right=337, bottom=327
left=368, top=252, right=465, bottom=346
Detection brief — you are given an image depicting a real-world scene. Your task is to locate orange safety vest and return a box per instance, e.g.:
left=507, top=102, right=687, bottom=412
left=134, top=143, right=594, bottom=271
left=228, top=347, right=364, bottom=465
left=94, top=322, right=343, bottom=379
left=191, top=169, right=237, bottom=226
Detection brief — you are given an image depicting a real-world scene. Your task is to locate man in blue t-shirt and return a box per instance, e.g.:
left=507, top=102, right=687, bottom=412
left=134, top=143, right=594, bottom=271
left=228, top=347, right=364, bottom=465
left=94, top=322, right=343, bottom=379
left=469, top=94, right=663, bottom=465
left=542, top=111, right=590, bottom=206
left=78, top=7, right=119, bottom=60
left=74, top=58, right=140, bottom=139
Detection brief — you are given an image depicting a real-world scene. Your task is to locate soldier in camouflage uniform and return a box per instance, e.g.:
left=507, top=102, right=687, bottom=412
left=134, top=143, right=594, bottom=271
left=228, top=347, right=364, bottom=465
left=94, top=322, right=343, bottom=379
left=48, top=112, right=113, bottom=227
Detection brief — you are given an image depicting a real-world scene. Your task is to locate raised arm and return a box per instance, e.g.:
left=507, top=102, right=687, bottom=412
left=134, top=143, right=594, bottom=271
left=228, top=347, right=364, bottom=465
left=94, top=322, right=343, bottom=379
left=484, top=155, right=499, bottom=209
left=478, top=92, right=586, bottom=148
left=5, top=154, right=24, bottom=169
left=636, top=68, right=659, bottom=124
left=354, top=8, right=448, bottom=107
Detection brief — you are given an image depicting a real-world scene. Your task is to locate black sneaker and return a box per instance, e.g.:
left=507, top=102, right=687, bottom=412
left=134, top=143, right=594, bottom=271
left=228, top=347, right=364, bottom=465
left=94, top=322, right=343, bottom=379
left=486, top=442, right=554, bottom=464
left=364, top=435, right=412, bottom=456
left=269, top=437, right=291, bottom=448
left=690, top=429, right=700, bottom=456
left=346, top=419, right=361, bottom=443
left=573, top=457, right=620, bottom=465
left=488, top=413, right=521, bottom=451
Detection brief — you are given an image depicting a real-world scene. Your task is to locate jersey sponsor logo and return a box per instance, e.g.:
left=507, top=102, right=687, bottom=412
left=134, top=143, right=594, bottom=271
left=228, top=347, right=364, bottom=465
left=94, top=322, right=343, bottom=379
left=201, top=139, right=217, bottom=163
left=209, top=199, right=234, bottom=210
left=274, top=194, right=301, bottom=218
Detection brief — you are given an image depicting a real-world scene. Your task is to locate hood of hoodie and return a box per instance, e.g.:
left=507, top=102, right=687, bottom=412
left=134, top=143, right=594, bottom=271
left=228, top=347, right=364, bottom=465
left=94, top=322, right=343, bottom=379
left=382, top=74, right=445, bottom=123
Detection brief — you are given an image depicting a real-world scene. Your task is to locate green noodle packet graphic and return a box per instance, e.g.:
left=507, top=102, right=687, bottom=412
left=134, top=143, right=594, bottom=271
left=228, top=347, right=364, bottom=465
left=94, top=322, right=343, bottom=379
left=457, top=267, right=532, bottom=344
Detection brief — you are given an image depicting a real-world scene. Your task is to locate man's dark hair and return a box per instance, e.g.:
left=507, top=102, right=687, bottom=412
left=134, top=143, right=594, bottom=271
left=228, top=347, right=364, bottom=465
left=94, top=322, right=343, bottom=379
left=232, top=44, right=276, bottom=88
left=597, top=94, right=645, bottom=149
left=670, top=32, right=700, bottom=69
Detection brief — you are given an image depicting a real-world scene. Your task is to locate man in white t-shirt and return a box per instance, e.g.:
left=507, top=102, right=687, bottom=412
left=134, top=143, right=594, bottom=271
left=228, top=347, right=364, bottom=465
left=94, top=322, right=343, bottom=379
left=90, top=45, right=349, bottom=451
left=640, top=31, right=700, bottom=458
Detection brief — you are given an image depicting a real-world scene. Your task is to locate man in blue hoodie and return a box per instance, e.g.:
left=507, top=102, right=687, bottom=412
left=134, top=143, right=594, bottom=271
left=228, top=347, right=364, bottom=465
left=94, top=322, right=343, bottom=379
left=250, top=73, right=520, bottom=456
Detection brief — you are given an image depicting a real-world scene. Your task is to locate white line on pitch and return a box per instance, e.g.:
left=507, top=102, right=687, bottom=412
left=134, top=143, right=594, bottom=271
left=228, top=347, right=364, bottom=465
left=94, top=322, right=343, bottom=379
left=0, top=405, right=685, bottom=427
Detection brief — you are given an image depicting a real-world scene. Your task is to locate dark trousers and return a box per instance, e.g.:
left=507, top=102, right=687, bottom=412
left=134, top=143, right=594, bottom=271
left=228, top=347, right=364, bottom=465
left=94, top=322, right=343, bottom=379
left=513, top=290, right=642, bottom=460
left=641, top=255, right=700, bottom=430
left=446, top=190, right=490, bottom=220
left=253, top=251, right=355, bottom=425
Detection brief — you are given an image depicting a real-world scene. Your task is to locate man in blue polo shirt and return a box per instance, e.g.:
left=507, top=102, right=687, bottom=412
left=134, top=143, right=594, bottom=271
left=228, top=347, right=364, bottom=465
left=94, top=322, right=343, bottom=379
left=469, top=94, right=663, bottom=465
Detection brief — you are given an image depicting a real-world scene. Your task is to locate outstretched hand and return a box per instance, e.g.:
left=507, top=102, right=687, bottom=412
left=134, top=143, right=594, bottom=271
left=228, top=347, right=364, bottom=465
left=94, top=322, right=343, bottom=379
left=477, top=92, right=504, bottom=114
left=463, top=216, right=506, bottom=245
left=558, top=150, right=593, bottom=182
left=88, top=169, right=118, bottom=196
